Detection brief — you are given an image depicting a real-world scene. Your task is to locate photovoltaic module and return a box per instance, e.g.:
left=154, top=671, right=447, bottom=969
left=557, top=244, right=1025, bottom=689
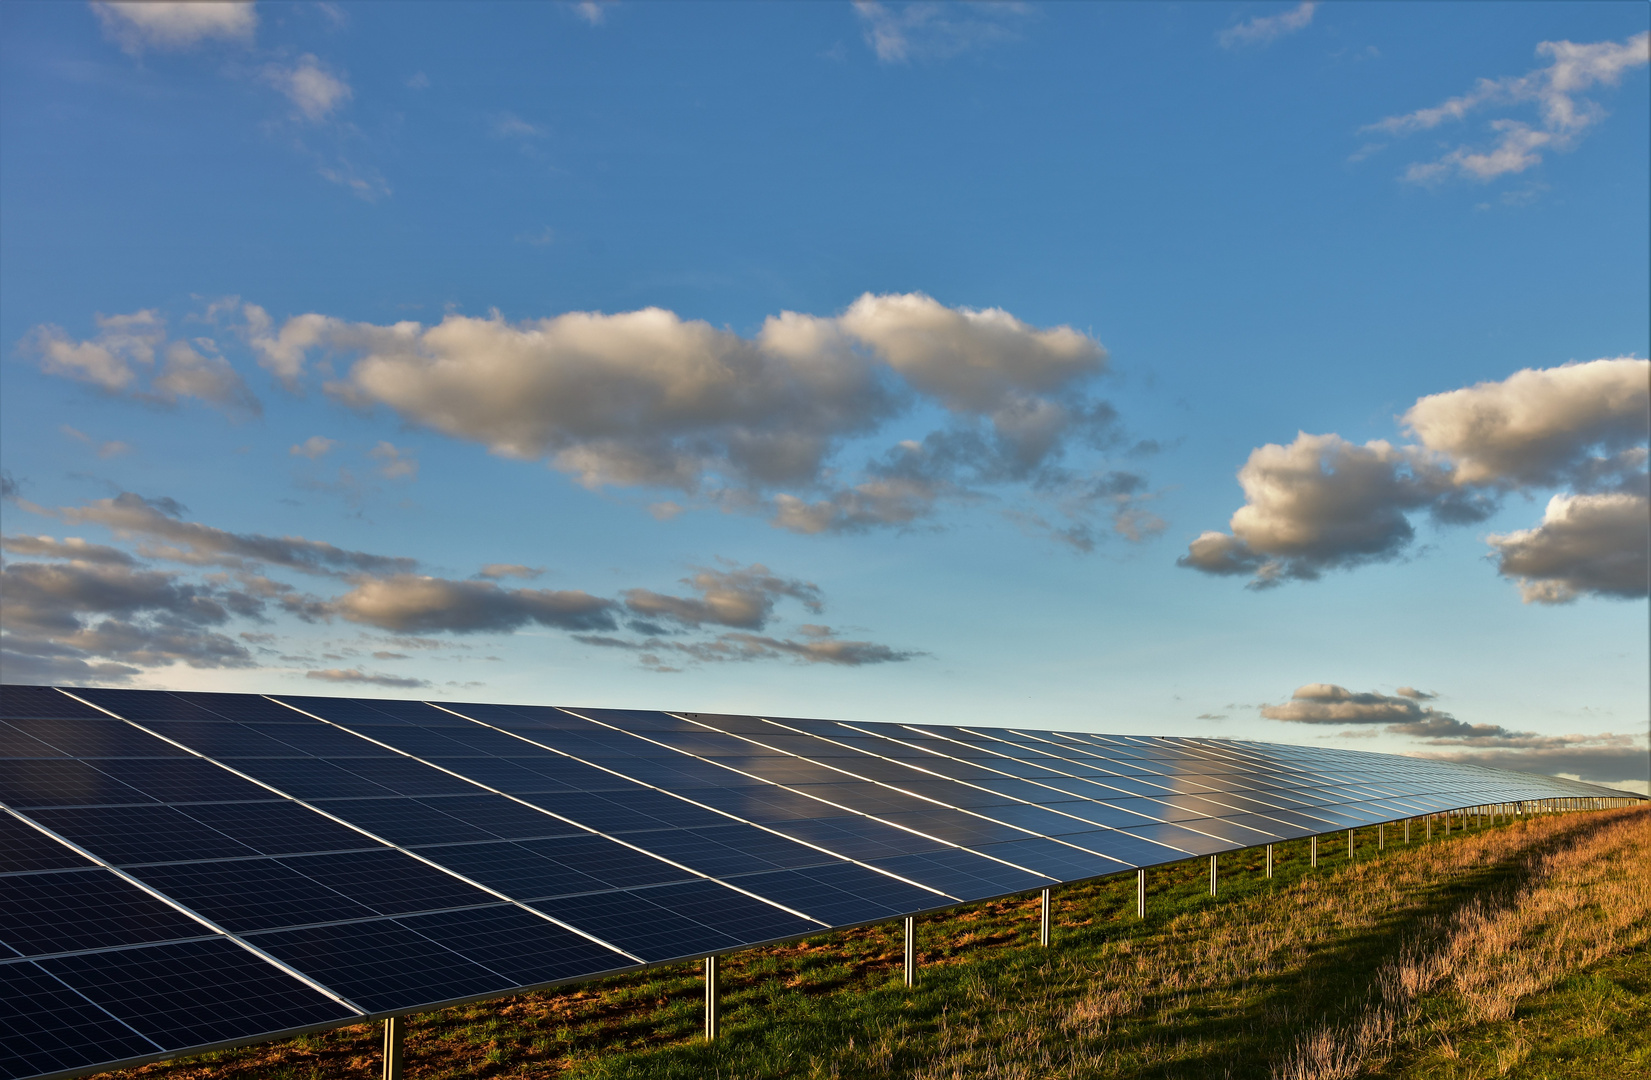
left=0, top=684, right=1638, bottom=1080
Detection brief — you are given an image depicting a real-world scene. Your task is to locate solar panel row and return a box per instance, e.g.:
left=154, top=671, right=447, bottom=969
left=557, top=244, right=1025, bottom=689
left=0, top=684, right=1637, bottom=1080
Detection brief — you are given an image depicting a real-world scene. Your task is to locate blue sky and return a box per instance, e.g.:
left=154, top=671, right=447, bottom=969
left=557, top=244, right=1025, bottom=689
left=2, top=1, right=1647, bottom=792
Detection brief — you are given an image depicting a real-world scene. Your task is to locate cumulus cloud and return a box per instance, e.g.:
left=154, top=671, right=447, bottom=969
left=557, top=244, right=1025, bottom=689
left=2, top=534, right=137, bottom=566
left=1218, top=2, right=1316, bottom=50
left=315, top=575, right=618, bottom=634
left=5, top=492, right=914, bottom=678
left=0, top=559, right=258, bottom=685
left=575, top=625, right=917, bottom=668
left=623, top=564, right=822, bottom=630
left=291, top=436, right=338, bottom=460
left=41, top=492, right=416, bottom=577
left=1182, top=359, right=1650, bottom=599
left=1487, top=492, right=1650, bottom=603
left=28, top=311, right=260, bottom=416
left=1401, top=359, right=1651, bottom=492
left=235, top=292, right=1132, bottom=544
left=305, top=668, right=430, bottom=689
left=1361, top=32, right=1650, bottom=183
left=1178, top=433, right=1446, bottom=584
left=262, top=54, right=352, bottom=122
left=369, top=441, right=418, bottom=481
left=92, top=1, right=257, bottom=54
left=853, top=1, right=1029, bottom=64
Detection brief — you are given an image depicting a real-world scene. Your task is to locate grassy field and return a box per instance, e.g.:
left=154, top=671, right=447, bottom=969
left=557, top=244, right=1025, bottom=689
left=108, top=805, right=1649, bottom=1080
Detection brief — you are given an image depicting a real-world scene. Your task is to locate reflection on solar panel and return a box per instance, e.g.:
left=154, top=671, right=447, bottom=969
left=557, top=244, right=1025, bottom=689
left=1, top=684, right=1641, bottom=1080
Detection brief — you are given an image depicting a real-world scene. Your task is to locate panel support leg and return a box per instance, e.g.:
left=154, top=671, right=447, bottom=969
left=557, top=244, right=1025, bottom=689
left=704, top=955, right=719, bottom=1041
left=1426, top=815, right=1432, bottom=840
left=1404, top=819, right=1410, bottom=844
left=1209, top=854, right=1217, bottom=897
left=1348, top=828, right=1354, bottom=861
left=1039, top=887, right=1052, bottom=946
left=1378, top=823, right=1384, bottom=851
left=1310, top=835, right=1318, bottom=868
left=903, top=916, right=916, bottom=987
left=1137, top=868, right=1146, bottom=919
left=1265, top=843, right=1273, bottom=879
left=382, top=1016, right=404, bottom=1080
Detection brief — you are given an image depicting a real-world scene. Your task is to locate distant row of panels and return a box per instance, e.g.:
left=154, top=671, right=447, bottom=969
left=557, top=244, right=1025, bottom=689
left=1, top=685, right=1634, bottom=1080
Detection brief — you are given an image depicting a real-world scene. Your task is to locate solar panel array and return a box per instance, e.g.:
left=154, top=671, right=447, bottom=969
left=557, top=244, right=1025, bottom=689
left=1, top=684, right=1637, bottom=1080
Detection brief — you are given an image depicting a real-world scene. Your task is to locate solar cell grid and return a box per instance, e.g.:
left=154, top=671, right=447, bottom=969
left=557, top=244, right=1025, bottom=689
left=6, top=719, right=190, bottom=760
left=0, top=815, right=92, bottom=875
left=248, top=917, right=513, bottom=1014
left=274, top=850, right=498, bottom=916
left=0, top=759, right=156, bottom=809
left=1, top=687, right=106, bottom=720
left=25, top=805, right=261, bottom=866
left=176, top=800, right=377, bottom=857
left=0, top=723, right=65, bottom=759
left=0, top=961, right=161, bottom=1079
left=0, top=868, right=208, bottom=957
left=394, top=905, right=625, bottom=988
left=123, top=858, right=380, bottom=932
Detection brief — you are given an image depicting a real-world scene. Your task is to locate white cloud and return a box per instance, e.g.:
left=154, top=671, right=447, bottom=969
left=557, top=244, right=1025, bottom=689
left=246, top=293, right=1126, bottom=541
left=29, top=311, right=259, bottom=416
left=1177, top=433, right=1444, bottom=584
left=368, top=441, right=418, bottom=481
left=262, top=54, right=352, bottom=122
left=42, top=492, right=417, bottom=577
left=245, top=306, right=336, bottom=387
left=853, top=1, right=1028, bottom=64
left=305, top=667, right=429, bottom=689
left=290, top=436, right=339, bottom=460
left=572, top=1, right=611, bottom=26
left=1488, top=492, right=1650, bottom=604
left=1, top=534, right=138, bottom=566
left=1363, top=31, right=1649, bottom=183
left=1402, top=358, right=1649, bottom=488
left=92, top=1, right=257, bottom=55
left=1218, top=2, right=1316, bottom=50
left=623, top=564, right=822, bottom=630
left=1182, top=359, right=1650, bottom=599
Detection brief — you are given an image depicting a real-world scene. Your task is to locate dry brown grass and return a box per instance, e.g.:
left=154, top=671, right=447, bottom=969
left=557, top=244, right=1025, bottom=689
left=1274, top=808, right=1651, bottom=1079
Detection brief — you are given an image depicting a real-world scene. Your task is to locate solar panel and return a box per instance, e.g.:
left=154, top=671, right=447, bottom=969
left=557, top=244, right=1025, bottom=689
left=1, top=682, right=1641, bottom=1080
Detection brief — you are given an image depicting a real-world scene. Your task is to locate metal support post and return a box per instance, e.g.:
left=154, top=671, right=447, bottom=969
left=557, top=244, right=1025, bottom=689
left=1347, top=828, right=1354, bottom=860
left=1136, top=868, right=1146, bottom=919
left=1039, top=887, right=1051, bottom=947
left=704, top=955, right=719, bottom=1041
left=903, top=916, right=916, bottom=987
left=1265, top=843, right=1273, bottom=878
left=1310, top=835, right=1318, bottom=867
left=1426, top=815, right=1432, bottom=840
left=382, top=1016, right=404, bottom=1080
left=1404, top=818, right=1410, bottom=843
left=1209, top=854, right=1218, bottom=897
left=1378, top=823, right=1384, bottom=850
left=1445, top=812, right=1451, bottom=835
